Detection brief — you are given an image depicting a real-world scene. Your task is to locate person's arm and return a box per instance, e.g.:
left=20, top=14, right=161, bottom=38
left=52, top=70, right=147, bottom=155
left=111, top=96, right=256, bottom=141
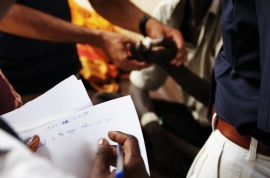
left=0, top=4, right=103, bottom=46
left=89, top=0, right=187, bottom=66
left=0, top=4, right=151, bottom=71
left=129, top=38, right=210, bottom=106
left=158, top=64, right=210, bottom=106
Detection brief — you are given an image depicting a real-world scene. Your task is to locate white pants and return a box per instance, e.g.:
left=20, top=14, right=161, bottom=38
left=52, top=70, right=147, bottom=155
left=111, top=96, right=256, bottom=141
left=187, top=119, right=270, bottom=177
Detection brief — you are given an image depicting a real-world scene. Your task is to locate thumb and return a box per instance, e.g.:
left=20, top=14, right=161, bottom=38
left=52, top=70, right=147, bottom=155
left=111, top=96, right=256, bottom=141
left=91, top=138, right=112, bottom=177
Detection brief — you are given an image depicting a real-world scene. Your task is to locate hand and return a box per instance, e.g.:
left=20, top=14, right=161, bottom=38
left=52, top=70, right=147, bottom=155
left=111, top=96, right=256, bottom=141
left=100, top=31, right=152, bottom=71
left=144, top=122, right=188, bottom=174
left=90, top=131, right=149, bottom=178
left=24, top=135, right=40, bottom=152
left=145, top=18, right=188, bottom=66
left=127, top=38, right=177, bottom=65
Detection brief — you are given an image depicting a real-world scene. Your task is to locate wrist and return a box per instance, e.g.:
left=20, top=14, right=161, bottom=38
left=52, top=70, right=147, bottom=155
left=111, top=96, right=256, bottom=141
left=91, top=30, right=108, bottom=49
left=80, top=28, right=105, bottom=48
left=144, top=18, right=163, bottom=38
left=139, top=15, right=151, bottom=37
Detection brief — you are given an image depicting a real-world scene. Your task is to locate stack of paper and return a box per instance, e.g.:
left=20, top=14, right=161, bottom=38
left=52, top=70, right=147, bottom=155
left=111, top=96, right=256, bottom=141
left=1, top=75, right=149, bottom=178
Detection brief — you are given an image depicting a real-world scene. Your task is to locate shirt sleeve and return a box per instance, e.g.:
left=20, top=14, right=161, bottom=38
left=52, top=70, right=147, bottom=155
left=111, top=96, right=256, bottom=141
left=0, top=129, right=76, bottom=178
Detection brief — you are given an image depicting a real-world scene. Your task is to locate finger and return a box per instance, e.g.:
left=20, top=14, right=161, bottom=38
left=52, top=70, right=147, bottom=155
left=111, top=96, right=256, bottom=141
left=25, top=135, right=40, bottom=153
left=91, top=138, right=112, bottom=175
left=171, top=49, right=187, bottom=65
left=126, top=43, right=139, bottom=60
left=110, top=145, right=117, bottom=167
left=108, top=131, right=141, bottom=161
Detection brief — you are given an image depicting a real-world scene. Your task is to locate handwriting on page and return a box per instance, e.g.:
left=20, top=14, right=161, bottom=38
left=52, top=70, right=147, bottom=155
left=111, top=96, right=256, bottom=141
left=23, top=109, right=116, bottom=148
left=19, top=96, right=149, bottom=178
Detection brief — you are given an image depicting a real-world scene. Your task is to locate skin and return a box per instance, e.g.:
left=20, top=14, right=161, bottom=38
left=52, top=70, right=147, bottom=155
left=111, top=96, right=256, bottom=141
left=89, top=131, right=149, bottom=178
left=129, top=0, right=213, bottom=173
left=0, top=4, right=149, bottom=71
left=25, top=135, right=40, bottom=153
left=0, top=0, right=187, bottom=70
left=0, top=0, right=150, bottom=177
left=90, top=0, right=187, bottom=66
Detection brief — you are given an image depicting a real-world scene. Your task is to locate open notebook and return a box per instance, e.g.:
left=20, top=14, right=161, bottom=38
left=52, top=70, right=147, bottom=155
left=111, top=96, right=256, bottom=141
left=1, top=75, right=149, bottom=178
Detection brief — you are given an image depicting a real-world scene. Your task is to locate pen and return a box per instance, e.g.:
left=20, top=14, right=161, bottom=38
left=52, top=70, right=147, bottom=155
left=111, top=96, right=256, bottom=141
left=115, top=143, right=124, bottom=178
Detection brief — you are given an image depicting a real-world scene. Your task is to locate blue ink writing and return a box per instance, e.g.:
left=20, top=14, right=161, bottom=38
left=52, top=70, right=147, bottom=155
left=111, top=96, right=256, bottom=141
left=105, top=118, right=115, bottom=123
left=46, top=125, right=57, bottom=130
left=81, top=123, right=90, bottom=128
left=83, top=111, right=90, bottom=116
left=62, top=119, right=70, bottom=124
left=39, top=139, right=46, bottom=148
left=89, top=119, right=102, bottom=126
left=73, top=110, right=90, bottom=120
left=67, top=129, right=77, bottom=134
left=59, top=133, right=64, bottom=136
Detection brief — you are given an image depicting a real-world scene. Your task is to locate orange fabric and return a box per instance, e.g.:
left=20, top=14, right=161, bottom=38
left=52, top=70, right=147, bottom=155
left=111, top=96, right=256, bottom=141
left=69, top=0, right=119, bottom=92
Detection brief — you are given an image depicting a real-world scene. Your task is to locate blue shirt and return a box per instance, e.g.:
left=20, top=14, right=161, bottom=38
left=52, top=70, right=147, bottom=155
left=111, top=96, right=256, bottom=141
left=214, top=0, right=270, bottom=146
left=0, top=0, right=81, bottom=95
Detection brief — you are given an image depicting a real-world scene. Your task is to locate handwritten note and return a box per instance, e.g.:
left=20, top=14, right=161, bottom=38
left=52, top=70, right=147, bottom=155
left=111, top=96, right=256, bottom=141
left=20, top=96, right=149, bottom=178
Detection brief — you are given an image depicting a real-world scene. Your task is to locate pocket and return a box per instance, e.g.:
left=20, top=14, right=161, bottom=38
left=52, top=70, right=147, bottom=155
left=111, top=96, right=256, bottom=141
left=187, top=132, right=224, bottom=178
left=199, top=146, right=223, bottom=178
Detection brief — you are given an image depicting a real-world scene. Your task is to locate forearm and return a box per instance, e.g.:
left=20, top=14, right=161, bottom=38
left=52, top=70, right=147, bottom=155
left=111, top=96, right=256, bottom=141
left=0, top=4, right=105, bottom=47
left=157, top=62, right=210, bottom=106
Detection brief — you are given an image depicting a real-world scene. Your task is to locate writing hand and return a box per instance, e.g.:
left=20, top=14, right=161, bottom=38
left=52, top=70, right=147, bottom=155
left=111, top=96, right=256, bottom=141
left=24, top=135, right=40, bottom=153
left=89, top=131, right=149, bottom=178
left=145, top=18, right=188, bottom=66
left=99, top=31, right=152, bottom=71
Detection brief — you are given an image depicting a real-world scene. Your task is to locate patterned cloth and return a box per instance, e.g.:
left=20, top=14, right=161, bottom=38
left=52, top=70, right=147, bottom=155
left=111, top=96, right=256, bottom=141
left=69, top=0, right=120, bottom=92
left=0, top=70, right=23, bottom=115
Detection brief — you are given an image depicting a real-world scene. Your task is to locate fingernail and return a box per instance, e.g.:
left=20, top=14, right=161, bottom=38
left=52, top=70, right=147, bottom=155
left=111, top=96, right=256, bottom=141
left=98, top=138, right=104, bottom=145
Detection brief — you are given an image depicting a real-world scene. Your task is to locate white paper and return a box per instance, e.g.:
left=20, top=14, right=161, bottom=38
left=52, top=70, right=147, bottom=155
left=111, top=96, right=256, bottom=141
left=20, top=96, right=149, bottom=178
left=2, top=76, right=92, bottom=126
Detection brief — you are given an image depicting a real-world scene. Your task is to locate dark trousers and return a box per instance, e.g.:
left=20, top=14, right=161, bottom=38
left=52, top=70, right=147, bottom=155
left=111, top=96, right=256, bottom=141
left=93, top=92, right=211, bottom=147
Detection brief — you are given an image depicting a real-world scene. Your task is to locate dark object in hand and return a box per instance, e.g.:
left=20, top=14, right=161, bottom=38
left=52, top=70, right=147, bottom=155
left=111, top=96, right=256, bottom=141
left=126, top=38, right=177, bottom=63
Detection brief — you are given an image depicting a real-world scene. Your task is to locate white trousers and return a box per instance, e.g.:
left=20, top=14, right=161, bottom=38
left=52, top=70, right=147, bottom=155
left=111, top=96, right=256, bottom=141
left=187, top=116, right=270, bottom=178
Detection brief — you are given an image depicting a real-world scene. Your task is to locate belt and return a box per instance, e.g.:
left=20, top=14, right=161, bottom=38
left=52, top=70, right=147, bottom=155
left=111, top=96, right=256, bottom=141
left=216, top=117, right=270, bottom=157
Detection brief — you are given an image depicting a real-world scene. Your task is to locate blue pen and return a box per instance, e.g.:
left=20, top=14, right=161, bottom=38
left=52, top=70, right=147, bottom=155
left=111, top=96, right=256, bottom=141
left=115, top=143, right=124, bottom=178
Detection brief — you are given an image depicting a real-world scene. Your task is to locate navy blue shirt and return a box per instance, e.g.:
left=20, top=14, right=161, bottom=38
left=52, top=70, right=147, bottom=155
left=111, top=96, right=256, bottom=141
left=214, top=0, right=270, bottom=146
left=0, top=0, right=81, bottom=95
